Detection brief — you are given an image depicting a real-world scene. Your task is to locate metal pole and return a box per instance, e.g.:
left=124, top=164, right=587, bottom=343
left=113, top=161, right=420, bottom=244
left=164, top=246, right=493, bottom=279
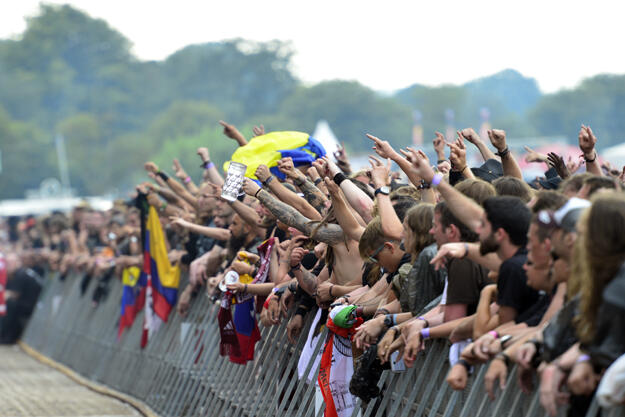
left=55, top=133, right=71, bottom=196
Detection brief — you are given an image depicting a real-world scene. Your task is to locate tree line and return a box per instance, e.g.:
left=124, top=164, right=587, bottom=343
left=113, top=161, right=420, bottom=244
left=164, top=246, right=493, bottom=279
left=0, top=4, right=624, bottom=198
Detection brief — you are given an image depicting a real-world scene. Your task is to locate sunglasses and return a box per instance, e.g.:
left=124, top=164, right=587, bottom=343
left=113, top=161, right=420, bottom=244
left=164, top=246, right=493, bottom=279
left=368, top=243, right=387, bottom=264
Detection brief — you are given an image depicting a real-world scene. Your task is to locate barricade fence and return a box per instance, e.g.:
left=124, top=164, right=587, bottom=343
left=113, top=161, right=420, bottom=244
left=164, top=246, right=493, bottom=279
left=21, top=272, right=624, bottom=417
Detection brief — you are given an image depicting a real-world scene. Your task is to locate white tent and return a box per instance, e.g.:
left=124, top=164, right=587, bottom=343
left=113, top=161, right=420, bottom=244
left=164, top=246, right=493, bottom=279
left=312, top=120, right=340, bottom=156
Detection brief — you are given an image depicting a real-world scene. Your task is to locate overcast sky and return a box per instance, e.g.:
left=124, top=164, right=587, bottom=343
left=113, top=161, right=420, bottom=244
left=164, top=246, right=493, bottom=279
left=2, top=0, right=624, bottom=93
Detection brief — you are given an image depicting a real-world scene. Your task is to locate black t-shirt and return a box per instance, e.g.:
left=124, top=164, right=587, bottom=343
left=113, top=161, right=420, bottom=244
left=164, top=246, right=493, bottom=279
left=496, top=248, right=540, bottom=318
left=446, top=258, right=492, bottom=315
left=516, top=287, right=553, bottom=325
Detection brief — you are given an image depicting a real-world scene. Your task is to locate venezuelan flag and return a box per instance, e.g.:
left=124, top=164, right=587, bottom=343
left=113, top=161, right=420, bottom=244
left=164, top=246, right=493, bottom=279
left=224, top=131, right=326, bottom=181
left=144, top=205, right=180, bottom=322
left=117, top=266, right=146, bottom=338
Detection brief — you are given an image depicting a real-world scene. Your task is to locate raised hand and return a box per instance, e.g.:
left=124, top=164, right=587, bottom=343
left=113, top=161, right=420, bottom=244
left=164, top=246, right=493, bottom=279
left=487, top=129, right=507, bottom=153
left=172, top=159, right=188, bottom=180
left=197, top=147, right=210, bottom=163
left=460, top=128, right=481, bottom=145
left=333, top=142, right=351, bottom=169
left=433, top=131, right=446, bottom=159
left=324, top=177, right=341, bottom=197
left=405, top=148, right=435, bottom=183
left=448, top=133, right=468, bottom=171
left=566, top=156, right=582, bottom=174
left=277, top=157, right=298, bottom=179
left=368, top=156, right=391, bottom=188
left=255, top=164, right=272, bottom=183
left=547, top=152, right=570, bottom=179
left=242, top=178, right=261, bottom=197
left=253, top=124, right=265, bottom=137
left=219, top=120, right=243, bottom=141
left=578, top=125, right=597, bottom=157
left=524, top=146, right=548, bottom=163
left=144, top=161, right=159, bottom=174
left=312, top=158, right=330, bottom=178
left=366, top=133, right=397, bottom=160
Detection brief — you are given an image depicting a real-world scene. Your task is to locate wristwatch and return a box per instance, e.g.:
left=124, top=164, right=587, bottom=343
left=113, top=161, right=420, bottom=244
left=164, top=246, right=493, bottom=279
left=500, top=334, right=513, bottom=349
left=374, top=186, right=390, bottom=196
left=383, top=314, right=394, bottom=328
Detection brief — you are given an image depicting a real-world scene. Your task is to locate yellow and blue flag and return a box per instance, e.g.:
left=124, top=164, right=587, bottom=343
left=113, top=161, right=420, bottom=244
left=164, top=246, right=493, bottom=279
left=224, top=131, right=326, bottom=181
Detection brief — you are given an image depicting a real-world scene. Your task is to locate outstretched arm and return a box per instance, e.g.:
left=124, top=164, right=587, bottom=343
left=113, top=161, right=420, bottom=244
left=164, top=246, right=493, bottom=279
left=487, top=129, right=523, bottom=180
left=255, top=164, right=322, bottom=221
left=243, top=179, right=344, bottom=245
left=324, top=178, right=365, bottom=241
left=170, top=217, right=231, bottom=241
left=578, top=125, right=602, bottom=176
left=324, top=156, right=375, bottom=223
left=197, top=147, right=224, bottom=186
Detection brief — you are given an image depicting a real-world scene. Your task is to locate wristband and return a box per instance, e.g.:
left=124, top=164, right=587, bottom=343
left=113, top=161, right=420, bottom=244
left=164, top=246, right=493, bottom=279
left=417, top=316, right=429, bottom=328
left=262, top=175, right=275, bottom=186
left=184, top=176, right=192, bottom=184
left=583, top=152, right=597, bottom=163
left=254, top=188, right=262, bottom=199
left=420, top=328, right=431, bottom=339
left=295, top=305, right=309, bottom=317
left=457, top=359, right=471, bottom=372
left=496, top=147, right=510, bottom=158
left=488, top=330, right=499, bottom=339
left=576, top=354, right=591, bottom=364
left=263, top=297, right=271, bottom=309
left=333, top=172, right=347, bottom=186
left=203, top=161, right=215, bottom=169
left=431, top=173, right=443, bottom=187
left=314, top=177, right=323, bottom=186
left=391, top=314, right=397, bottom=326
left=157, top=171, right=169, bottom=181
left=461, top=243, right=469, bottom=259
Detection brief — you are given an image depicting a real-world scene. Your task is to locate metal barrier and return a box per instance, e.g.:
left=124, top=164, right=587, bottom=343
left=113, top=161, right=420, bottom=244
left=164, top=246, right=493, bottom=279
left=22, top=273, right=625, bottom=417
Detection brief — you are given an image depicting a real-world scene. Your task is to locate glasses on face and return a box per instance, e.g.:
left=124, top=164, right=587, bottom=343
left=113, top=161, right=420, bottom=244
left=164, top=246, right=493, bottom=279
left=368, top=243, right=386, bottom=264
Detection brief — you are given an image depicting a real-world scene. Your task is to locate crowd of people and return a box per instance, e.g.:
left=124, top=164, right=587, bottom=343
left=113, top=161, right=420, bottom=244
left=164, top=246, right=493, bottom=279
left=1, top=120, right=625, bottom=416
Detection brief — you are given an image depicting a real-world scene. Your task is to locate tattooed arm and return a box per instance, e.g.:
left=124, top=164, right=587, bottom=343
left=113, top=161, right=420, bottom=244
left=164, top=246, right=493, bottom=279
left=295, top=175, right=328, bottom=215
left=256, top=189, right=344, bottom=246
left=294, top=264, right=328, bottom=296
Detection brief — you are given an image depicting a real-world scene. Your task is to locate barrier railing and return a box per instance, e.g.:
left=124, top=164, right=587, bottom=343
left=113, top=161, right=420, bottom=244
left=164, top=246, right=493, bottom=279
left=22, top=273, right=624, bottom=417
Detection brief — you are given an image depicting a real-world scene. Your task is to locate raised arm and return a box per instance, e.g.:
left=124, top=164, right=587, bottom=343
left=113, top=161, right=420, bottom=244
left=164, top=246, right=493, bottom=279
left=578, top=125, right=602, bottom=176
left=487, top=129, right=523, bottom=180
left=242, top=179, right=344, bottom=246
left=172, top=158, right=199, bottom=195
left=255, top=164, right=322, bottom=221
left=461, top=128, right=498, bottom=162
left=323, top=156, right=375, bottom=223
left=144, top=162, right=198, bottom=208
left=197, top=147, right=224, bottom=186
left=448, top=134, right=475, bottom=180
left=219, top=120, right=247, bottom=147
left=324, top=178, right=365, bottom=242
left=170, top=216, right=231, bottom=241
left=369, top=157, right=403, bottom=240
left=277, top=157, right=328, bottom=215
left=409, top=150, right=484, bottom=233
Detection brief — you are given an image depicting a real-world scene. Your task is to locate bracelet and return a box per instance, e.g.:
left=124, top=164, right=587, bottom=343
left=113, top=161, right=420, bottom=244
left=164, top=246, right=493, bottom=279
left=417, top=316, right=429, bottom=328
left=583, top=152, right=597, bottom=163
left=184, top=176, right=192, bottom=184
left=420, top=328, right=431, bottom=339
left=488, top=330, right=499, bottom=339
left=391, top=314, right=397, bottom=326
left=314, top=177, right=323, bottom=186
left=291, top=263, right=301, bottom=271
left=391, top=326, right=400, bottom=339
left=262, top=175, right=275, bottom=186
left=461, top=243, right=469, bottom=259
left=576, top=354, right=591, bottom=364
left=254, top=188, right=262, bottom=199
left=431, top=173, right=444, bottom=187
left=333, top=172, right=347, bottom=186
left=496, top=147, right=510, bottom=158
left=457, top=359, right=471, bottom=373
left=157, top=171, right=169, bottom=181
left=202, top=161, right=215, bottom=169
left=329, top=284, right=334, bottom=298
